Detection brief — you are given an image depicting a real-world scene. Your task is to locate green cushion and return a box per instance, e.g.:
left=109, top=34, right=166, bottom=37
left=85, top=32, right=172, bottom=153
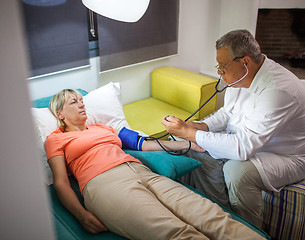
left=32, top=89, right=88, bottom=108
left=124, top=150, right=201, bottom=180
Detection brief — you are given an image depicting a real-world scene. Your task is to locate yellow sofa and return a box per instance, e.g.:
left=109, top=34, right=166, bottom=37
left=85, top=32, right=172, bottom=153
left=123, top=66, right=218, bottom=138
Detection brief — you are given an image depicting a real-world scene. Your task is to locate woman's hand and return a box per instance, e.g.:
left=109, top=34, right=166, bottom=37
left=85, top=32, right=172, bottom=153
left=190, top=142, right=206, bottom=153
left=79, top=209, right=108, bottom=234
left=48, top=155, right=107, bottom=234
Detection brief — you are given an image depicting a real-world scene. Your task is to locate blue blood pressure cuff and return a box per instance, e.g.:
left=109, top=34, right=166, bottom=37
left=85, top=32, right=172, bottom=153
left=118, top=127, right=145, bottom=151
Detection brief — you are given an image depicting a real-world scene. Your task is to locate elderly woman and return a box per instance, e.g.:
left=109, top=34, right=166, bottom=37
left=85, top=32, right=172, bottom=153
left=45, top=89, right=265, bottom=240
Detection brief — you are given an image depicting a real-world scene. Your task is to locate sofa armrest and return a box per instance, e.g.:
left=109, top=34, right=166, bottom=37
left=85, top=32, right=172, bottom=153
left=151, top=66, right=218, bottom=120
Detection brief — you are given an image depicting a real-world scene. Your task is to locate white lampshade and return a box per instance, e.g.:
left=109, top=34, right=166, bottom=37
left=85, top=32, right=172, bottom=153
left=82, top=0, right=150, bottom=22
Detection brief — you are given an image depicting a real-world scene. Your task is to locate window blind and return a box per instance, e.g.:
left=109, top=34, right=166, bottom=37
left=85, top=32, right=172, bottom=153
left=22, top=0, right=90, bottom=77
left=97, top=0, right=179, bottom=72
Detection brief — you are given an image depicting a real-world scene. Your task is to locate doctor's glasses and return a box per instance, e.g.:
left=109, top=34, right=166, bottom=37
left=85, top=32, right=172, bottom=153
left=215, top=56, right=244, bottom=74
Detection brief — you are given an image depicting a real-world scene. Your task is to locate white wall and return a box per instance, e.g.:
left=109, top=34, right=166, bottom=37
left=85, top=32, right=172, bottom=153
left=28, top=57, right=99, bottom=101
left=0, top=1, right=54, bottom=239
left=259, top=0, right=305, bottom=9
left=208, top=0, right=260, bottom=108
left=169, top=0, right=221, bottom=74
left=219, top=0, right=259, bottom=38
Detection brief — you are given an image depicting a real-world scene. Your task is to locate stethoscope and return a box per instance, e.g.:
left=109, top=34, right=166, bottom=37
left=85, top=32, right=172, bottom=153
left=145, top=64, right=249, bottom=155
left=185, top=63, right=249, bottom=121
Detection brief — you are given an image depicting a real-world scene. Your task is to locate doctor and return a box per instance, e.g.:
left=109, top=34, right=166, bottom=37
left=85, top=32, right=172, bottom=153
left=161, top=29, right=305, bottom=227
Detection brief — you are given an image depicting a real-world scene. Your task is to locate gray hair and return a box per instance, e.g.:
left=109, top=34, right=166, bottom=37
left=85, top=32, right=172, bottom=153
left=49, top=89, right=83, bottom=129
left=216, top=29, right=263, bottom=64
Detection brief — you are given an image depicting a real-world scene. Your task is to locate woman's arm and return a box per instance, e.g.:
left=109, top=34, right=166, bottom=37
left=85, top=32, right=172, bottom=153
left=142, top=139, right=205, bottom=152
left=48, top=155, right=107, bottom=234
left=115, top=127, right=205, bottom=152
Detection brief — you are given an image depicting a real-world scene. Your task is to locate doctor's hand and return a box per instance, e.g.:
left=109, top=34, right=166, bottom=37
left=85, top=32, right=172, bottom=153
left=161, top=116, right=197, bottom=143
left=186, top=120, right=209, bottom=131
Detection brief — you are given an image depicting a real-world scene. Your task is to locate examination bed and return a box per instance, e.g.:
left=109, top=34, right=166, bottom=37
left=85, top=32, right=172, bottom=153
left=31, top=79, right=269, bottom=239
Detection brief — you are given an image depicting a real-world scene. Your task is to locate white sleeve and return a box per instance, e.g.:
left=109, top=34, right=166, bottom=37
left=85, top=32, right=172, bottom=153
left=196, top=89, right=297, bottom=160
left=203, top=107, right=229, bottom=132
left=202, top=88, right=236, bottom=132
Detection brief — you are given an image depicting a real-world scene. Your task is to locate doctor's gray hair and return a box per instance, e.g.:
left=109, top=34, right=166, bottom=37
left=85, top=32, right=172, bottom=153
left=49, top=89, right=83, bottom=129
left=216, top=29, right=263, bottom=64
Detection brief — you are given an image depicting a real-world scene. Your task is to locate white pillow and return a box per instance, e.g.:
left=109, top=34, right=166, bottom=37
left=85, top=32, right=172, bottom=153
left=32, top=82, right=130, bottom=185
left=84, top=82, right=130, bottom=130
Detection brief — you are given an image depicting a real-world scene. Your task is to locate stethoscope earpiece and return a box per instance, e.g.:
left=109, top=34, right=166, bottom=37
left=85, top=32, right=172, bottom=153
left=227, top=64, right=249, bottom=88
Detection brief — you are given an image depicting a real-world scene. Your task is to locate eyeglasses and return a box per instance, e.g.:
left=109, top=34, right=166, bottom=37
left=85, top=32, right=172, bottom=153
left=215, top=56, right=244, bottom=74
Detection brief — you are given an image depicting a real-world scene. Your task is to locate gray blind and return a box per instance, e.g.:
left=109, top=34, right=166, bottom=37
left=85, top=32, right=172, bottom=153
left=22, top=0, right=90, bottom=77
left=97, top=0, right=179, bottom=72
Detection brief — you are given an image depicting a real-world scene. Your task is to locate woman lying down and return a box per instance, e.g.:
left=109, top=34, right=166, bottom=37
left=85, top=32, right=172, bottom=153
left=45, top=89, right=266, bottom=240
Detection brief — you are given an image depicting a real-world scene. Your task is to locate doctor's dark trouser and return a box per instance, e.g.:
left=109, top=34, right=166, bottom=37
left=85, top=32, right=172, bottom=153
left=83, top=162, right=265, bottom=240
left=185, top=151, right=267, bottom=228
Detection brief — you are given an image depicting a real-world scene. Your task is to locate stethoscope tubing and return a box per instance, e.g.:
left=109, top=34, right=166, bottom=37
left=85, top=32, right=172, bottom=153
left=146, top=64, right=249, bottom=155
left=185, top=77, right=227, bottom=122
left=144, top=76, right=225, bottom=155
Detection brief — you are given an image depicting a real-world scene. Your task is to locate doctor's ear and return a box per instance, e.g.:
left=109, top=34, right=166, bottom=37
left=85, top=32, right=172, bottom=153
left=243, top=56, right=251, bottom=65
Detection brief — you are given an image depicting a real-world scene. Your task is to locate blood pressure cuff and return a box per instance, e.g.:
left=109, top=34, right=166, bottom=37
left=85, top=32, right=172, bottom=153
left=118, top=127, right=145, bottom=151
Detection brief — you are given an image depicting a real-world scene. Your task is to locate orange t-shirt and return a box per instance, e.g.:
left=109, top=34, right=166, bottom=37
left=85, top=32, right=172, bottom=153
left=45, top=124, right=141, bottom=193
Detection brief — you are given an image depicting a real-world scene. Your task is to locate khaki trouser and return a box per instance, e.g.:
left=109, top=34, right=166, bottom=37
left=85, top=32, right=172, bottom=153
left=223, top=159, right=268, bottom=227
left=186, top=151, right=268, bottom=227
left=83, top=162, right=265, bottom=240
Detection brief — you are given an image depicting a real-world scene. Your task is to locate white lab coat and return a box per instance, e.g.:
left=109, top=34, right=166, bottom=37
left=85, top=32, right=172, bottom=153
left=196, top=57, right=305, bottom=191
